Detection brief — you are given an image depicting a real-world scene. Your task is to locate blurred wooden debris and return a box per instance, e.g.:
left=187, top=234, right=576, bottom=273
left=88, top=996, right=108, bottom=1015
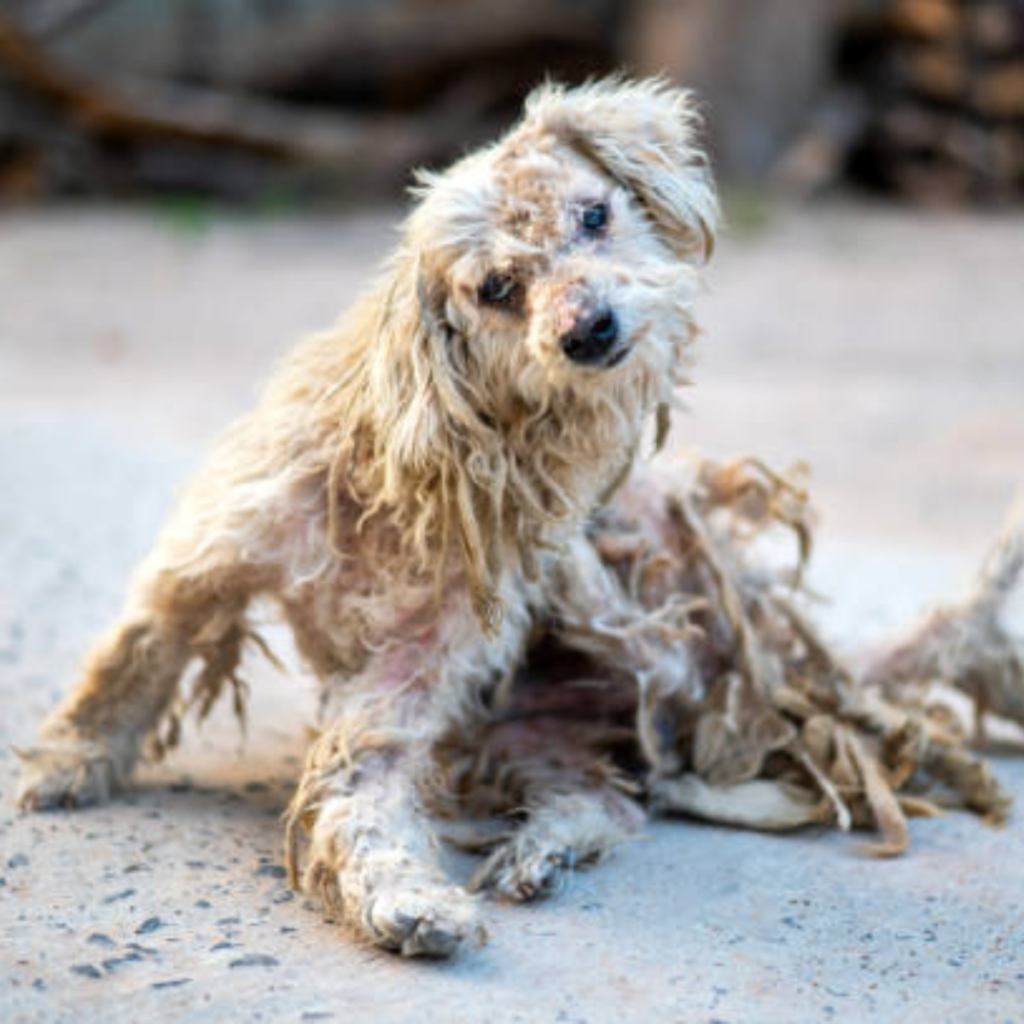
left=770, top=90, right=868, bottom=199
left=2, top=0, right=1022, bottom=204
left=219, top=2, right=616, bottom=111
left=0, top=15, right=478, bottom=166
left=0, top=1, right=617, bottom=200
left=24, top=0, right=125, bottom=43
left=841, top=0, right=1024, bottom=202
left=623, top=0, right=856, bottom=185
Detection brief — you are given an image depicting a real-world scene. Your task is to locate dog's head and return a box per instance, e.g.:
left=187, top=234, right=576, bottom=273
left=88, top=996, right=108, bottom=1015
left=338, top=78, right=717, bottom=625
left=405, top=78, right=717, bottom=407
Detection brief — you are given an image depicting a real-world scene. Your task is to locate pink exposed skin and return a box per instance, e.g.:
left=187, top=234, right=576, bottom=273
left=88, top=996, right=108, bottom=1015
left=554, top=286, right=595, bottom=337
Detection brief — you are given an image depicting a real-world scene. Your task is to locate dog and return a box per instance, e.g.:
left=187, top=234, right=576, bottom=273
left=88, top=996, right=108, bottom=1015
left=16, top=77, right=717, bottom=957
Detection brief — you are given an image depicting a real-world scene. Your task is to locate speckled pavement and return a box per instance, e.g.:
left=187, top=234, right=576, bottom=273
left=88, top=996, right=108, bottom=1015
left=2, top=206, right=1023, bottom=1023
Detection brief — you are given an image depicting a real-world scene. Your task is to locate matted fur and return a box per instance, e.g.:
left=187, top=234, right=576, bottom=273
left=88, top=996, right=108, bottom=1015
left=16, top=78, right=719, bottom=957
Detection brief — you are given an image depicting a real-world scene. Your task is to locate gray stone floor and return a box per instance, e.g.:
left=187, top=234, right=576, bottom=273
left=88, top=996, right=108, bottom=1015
left=1, top=204, right=1023, bottom=1023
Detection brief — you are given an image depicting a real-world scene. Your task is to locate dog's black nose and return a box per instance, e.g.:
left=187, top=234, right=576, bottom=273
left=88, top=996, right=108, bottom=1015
left=559, top=308, right=619, bottom=366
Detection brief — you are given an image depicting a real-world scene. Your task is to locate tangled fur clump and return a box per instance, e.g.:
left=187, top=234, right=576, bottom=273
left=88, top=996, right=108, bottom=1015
left=497, top=457, right=1020, bottom=860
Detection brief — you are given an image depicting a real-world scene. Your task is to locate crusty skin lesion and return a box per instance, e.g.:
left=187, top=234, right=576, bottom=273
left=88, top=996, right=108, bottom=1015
left=15, top=78, right=718, bottom=957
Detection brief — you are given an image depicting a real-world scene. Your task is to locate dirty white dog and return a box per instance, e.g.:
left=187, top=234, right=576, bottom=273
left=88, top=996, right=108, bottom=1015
left=17, top=78, right=717, bottom=957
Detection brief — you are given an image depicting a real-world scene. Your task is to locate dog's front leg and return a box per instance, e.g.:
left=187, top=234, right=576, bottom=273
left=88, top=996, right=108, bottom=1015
left=285, top=641, right=491, bottom=958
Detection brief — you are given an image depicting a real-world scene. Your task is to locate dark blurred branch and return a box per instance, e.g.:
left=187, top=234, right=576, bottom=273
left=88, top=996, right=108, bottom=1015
left=29, top=0, right=125, bottom=42
left=839, top=0, right=1024, bottom=202
left=224, top=1, right=616, bottom=102
left=0, top=13, right=476, bottom=177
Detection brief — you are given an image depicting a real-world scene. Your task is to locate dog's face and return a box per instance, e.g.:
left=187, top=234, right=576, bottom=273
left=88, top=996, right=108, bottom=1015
left=407, top=80, right=717, bottom=410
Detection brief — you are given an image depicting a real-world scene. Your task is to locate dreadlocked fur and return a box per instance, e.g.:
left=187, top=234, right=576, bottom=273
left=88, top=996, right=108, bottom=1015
left=17, top=78, right=720, bottom=958
left=15, top=76, right=1023, bottom=961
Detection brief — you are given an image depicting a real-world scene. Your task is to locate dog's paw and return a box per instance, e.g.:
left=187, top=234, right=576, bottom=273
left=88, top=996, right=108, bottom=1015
left=355, top=877, right=481, bottom=958
left=468, top=835, right=582, bottom=902
left=14, top=743, right=118, bottom=811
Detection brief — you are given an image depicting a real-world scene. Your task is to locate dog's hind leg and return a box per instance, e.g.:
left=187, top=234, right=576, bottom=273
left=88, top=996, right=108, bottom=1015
left=16, top=414, right=296, bottom=812
left=469, top=781, right=643, bottom=901
left=16, top=545, right=269, bottom=811
left=457, top=714, right=645, bottom=902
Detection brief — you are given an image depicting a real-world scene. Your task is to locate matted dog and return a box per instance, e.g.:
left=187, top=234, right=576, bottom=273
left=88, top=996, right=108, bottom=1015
left=17, top=78, right=717, bottom=957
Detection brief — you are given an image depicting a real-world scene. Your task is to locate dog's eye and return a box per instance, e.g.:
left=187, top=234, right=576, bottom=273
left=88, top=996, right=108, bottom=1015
left=581, top=203, right=609, bottom=233
left=478, top=272, right=517, bottom=307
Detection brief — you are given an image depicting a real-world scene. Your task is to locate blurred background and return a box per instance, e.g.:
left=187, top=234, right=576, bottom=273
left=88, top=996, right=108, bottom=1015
left=2, top=10, right=1024, bottom=1013
left=2, top=0, right=1024, bottom=202
left=1, top=0, right=1022, bottom=549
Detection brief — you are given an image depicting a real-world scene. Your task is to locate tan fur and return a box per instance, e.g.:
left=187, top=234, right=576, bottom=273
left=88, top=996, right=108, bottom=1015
left=16, top=78, right=717, bottom=958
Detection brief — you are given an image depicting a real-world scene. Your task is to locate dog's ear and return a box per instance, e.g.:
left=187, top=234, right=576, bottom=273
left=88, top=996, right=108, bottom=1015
left=370, top=250, right=481, bottom=471
left=523, top=78, right=718, bottom=262
left=415, top=262, right=458, bottom=361
left=356, top=245, right=506, bottom=625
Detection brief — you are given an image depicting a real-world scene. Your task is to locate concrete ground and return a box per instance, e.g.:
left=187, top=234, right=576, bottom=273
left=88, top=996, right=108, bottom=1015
left=1, top=201, right=1023, bottom=1023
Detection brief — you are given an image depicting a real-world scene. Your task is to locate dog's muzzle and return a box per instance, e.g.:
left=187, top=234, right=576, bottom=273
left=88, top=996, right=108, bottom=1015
left=559, top=307, right=625, bottom=368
